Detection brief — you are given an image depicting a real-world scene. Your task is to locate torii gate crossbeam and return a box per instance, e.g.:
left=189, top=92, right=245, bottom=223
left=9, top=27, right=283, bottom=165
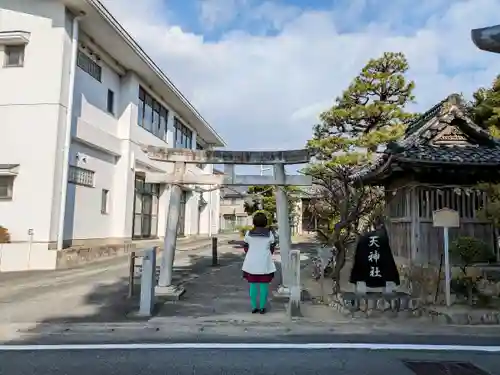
left=140, top=146, right=313, bottom=300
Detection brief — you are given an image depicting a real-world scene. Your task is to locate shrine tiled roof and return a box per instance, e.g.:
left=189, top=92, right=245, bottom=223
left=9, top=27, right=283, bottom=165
left=351, top=93, right=500, bottom=181
left=397, top=144, right=500, bottom=164
left=404, top=97, right=448, bottom=136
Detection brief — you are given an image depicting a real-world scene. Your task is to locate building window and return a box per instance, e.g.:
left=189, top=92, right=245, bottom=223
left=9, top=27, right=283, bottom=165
left=107, top=89, right=114, bottom=114
left=68, top=165, right=94, bottom=187
left=0, top=176, right=14, bottom=199
left=137, top=86, right=169, bottom=141
left=174, top=118, right=193, bottom=149
left=77, top=50, right=102, bottom=82
left=4, top=45, right=25, bottom=67
left=101, top=189, right=110, bottom=214
left=236, top=216, right=246, bottom=227
left=132, top=176, right=160, bottom=239
left=223, top=214, right=237, bottom=232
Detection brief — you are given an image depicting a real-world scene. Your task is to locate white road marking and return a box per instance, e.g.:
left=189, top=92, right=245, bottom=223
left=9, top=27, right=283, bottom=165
left=0, top=343, right=499, bottom=352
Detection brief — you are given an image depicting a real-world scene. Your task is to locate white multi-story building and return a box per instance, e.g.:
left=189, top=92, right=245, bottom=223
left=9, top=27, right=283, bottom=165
left=0, top=0, right=224, bottom=271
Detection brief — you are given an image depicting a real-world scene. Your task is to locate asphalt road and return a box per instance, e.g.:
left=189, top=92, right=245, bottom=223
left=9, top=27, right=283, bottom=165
left=1, top=346, right=499, bottom=375
left=0, top=239, right=241, bottom=324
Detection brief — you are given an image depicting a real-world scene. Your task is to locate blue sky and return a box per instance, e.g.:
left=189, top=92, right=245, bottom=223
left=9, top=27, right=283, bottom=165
left=103, top=0, right=500, bottom=168
left=159, top=0, right=468, bottom=39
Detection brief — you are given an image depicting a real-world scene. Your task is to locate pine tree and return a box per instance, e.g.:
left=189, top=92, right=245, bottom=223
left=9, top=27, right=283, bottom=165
left=304, top=52, right=416, bottom=293
left=470, top=76, right=500, bottom=231
left=316, top=52, right=416, bottom=155
left=244, top=185, right=300, bottom=220
left=471, top=75, right=500, bottom=137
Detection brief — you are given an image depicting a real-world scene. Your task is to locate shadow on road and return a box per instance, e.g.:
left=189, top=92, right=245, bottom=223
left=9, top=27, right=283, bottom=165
left=2, top=238, right=320, bottom=345
left=59, top=252, right=247, bottom=323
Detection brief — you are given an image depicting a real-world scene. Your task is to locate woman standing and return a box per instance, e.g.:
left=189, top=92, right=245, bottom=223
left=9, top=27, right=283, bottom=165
left=242, top=212, right=277, bottom=314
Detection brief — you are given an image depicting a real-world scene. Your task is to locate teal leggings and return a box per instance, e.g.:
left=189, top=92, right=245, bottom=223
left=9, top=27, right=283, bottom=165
left=249, top=283, right=269, bottom=309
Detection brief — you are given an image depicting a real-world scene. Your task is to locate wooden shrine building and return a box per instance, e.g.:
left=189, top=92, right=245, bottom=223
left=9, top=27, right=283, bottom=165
left=353, top=94, right=500, bottom=265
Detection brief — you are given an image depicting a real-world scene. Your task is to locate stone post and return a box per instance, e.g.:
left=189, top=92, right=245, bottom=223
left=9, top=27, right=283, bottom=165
left=138, top=248, right=156, bottom=317
left=288, top=249, right=302, bottom=317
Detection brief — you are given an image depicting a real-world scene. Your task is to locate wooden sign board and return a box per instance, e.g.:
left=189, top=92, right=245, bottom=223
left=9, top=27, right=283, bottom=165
left=432, top=208, right=460, bottom=228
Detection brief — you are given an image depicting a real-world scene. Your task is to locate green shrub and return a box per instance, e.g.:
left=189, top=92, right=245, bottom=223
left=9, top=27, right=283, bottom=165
left=0, top=226, right=11, bottom=243
left=236, top=225, right=253, bottom=237
left=449, top=236, right=495, bottom=275
left=237, top=210, right=276, bottom=237
left=449, top=237, right=495, bottom=306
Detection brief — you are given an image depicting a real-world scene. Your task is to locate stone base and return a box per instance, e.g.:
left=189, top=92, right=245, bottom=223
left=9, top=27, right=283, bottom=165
left=273, top=286, right=309, bottom=302
left=424, top=305, right=500, bottom=325
left=127, top=309, right=154, bottom=319
left=272, top=285, right=290, bottom=302
left=330, top=291, right=421, bottom=318
left=155, top=285, right=185, bottom=301
left=287, top=300, right=302, bottom=318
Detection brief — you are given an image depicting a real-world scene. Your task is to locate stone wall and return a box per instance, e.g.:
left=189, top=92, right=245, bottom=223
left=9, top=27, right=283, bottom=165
left=55, top=242, right=141, bottom=269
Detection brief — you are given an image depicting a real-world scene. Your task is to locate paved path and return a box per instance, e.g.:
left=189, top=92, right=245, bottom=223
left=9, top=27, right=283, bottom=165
left=0, top=236, right=240, bottom=324
left=156, top=251, right=285, bottom=320
left=1, top=344, right=499, bottom=375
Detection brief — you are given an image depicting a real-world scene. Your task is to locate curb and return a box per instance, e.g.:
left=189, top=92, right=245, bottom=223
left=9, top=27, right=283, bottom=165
left=5, top=318, right=500, bottom=342
left=176, top=237, right=234, bottom=252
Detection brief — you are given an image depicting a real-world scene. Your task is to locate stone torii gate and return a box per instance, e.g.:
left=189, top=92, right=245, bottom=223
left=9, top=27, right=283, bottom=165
left=141, top=146, right=313, bottom=299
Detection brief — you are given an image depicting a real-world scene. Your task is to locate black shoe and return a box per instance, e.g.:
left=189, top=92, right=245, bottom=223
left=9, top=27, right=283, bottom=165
left=251, top=308, right=259, bottom=314
left=259, top=308, right=266, bottom=314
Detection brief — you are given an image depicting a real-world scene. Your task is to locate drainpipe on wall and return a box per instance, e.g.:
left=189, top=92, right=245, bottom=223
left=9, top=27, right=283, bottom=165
left=207, top=144, right=216, bottom=237
left=208, top=190, right=212, bottom=237
left=57, top=12, right=85, bottom=251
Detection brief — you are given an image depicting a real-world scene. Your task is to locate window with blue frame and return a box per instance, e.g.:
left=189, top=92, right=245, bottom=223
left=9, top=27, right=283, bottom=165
left=174, top=117, right=193, bottom=149
left=138, top=86, right=169, bottom=141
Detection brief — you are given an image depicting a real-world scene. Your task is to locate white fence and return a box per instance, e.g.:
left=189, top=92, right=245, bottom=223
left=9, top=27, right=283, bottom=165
left=0, top=243, right=57, bottom=272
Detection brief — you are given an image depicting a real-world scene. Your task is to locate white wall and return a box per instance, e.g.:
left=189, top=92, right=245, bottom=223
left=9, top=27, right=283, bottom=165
left=67, top=37, right=122, bottom=242
left=65, top=142, right=116, bottom=241
left=73, top=43, right=120, bottom=137
left=0, top=1, right=68, bottom=246
left=0, top=1, right=223, bottom=258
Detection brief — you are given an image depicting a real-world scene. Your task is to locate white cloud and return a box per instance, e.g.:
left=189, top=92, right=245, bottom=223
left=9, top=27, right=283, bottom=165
left=101, top=0, right=500, bottom=152
left=198, top=0, right=249, bottom=30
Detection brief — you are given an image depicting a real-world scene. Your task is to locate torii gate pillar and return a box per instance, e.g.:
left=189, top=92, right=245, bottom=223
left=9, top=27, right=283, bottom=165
left=143, top=147, right=313, bottom=300
left=157, top=162, right=185, bottom=295
left=274, top=163, right=292, bottom=291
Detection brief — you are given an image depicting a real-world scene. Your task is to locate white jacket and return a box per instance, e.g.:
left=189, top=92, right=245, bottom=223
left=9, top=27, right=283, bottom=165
left=242, top=230, right=277, bottom=275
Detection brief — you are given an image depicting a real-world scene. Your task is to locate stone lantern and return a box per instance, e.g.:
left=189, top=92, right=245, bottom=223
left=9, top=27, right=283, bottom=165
left=471, top=25, right=500, bottom=53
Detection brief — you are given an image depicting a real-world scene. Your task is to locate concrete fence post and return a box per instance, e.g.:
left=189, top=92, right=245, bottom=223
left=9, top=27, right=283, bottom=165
left=211, top=236, right=218, bottom=266
left=288, top=249, right=302, bottom=317
left=138, top=248, right=156, bottom=317
left=128, top=251, right=136, bottom=298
